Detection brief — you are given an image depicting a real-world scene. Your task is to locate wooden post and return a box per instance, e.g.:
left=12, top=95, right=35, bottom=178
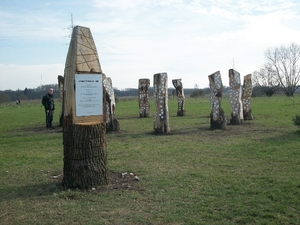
left=208, top=71, right=226, bottom=129
left=62, top=25, right=108, bottom=189
left=57, top=75, right=64, bottom=127
left=138, top=79, right=151, bottom=117
left=229, top=69, right=243, bottom=124
left=103, top=76, right=120, bottom=132
left=172, top=79, right=185, bottom=116
left=242, top=74, right=253, bottom=120
left=153, top=73, right=170, bottom=134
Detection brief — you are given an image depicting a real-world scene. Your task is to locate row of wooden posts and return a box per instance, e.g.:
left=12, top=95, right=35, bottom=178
left=59, top=69, right=252, bottom=135
left=139, top=70, right=253, bottom=131
left=60, top=25, right=253, bottom=189
left=139, top=73, right=181, bottom=134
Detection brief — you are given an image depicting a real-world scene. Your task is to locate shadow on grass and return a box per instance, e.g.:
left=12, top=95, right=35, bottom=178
left=9, top=124, right=63, bottom=136
left=108, top=121, right=259, bottom=139
left=15, top=115, right=256, bottom=138
left=261, top=129, right=300, bottom=146
left=106, top=124, right=204, bottom=137
left=0, top=181, right=62, bottom=202
left=116, top=115, right=145, bottom=120
left=0, top=171, right=143, bottom=202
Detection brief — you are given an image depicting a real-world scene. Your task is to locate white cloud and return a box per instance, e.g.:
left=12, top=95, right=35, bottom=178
left=0, top=64, right=64, bottom=90
left=0, top=0, right=300, bottom=90
left=92, top=0, right=153, bottom=10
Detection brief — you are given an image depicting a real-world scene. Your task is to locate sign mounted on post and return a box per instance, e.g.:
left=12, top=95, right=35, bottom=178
left=75, top=74, right=103, bottom=117
left=63, top=26, right=108, bottom=189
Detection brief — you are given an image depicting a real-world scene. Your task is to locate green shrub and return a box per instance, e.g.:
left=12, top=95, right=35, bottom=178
left=292, top=115, right=300, bottom=126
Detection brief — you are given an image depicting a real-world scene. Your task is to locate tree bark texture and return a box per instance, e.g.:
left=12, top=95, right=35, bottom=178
left=138, top=79, right=151, bottom=117
left=242, top=74, right=253, bottom=120
left=63, top=120, right=108, bottom=189
left=103, top=76, right=120, bottom=132
left=229, top=69, right=243, bottom=125
left=153, top=73, right=170, bottom=134
left=210, top=109, right=226, bottom=130
left=172, top=79, right=185, bottom=116
left=208, top=71, right=226, bottom=129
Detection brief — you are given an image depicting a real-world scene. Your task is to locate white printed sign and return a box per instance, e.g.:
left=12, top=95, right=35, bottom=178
left=75, top=74, right=103, bottom=116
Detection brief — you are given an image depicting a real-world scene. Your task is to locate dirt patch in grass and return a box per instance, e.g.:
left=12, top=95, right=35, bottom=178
left=30, top=125, right=63, bottom=133
left=49, top=171, right=141, bottom=193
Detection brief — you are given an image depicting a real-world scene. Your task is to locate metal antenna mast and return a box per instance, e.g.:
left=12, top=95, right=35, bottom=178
left=70, top=13, right=74, bottom=29
left=67, top=13, right=74, bottom=38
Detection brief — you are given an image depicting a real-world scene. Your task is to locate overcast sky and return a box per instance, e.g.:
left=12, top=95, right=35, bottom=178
left=1, top=0, right=300, bottom=91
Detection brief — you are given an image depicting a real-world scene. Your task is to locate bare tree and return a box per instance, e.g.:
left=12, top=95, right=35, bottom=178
left=265, top=43, right=300, bottom=97
left=253, top=63, right=280, bottom=97
left=191, top=83, right=200, bottom=100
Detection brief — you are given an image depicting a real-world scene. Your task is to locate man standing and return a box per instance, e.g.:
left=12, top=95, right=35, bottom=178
left=42, top=88, right=55, bottom=129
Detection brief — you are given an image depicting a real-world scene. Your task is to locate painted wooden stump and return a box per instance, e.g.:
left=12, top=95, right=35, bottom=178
left=103, top=76, right=120, bottom=132
left=208, top=71, right=226, bottom=129
left=229, top=69, right=243, bottom=125
left=153, top=73, right=170, bottom=134
left=138, top=78, right=151, bottom=117
left=172, top=79, right=185, bottom=116
left=242, top=74, right=253, bottom=120
left=62, top=25, right=108, bottom=189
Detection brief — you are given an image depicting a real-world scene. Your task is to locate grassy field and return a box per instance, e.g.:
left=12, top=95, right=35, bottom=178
left=0, top=95, right=299, bottom=225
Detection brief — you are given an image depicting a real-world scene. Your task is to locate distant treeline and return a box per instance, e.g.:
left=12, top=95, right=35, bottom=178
left=0, top=84, right=212, bottom=103
left=0, top=84, right=296, bottom=104
left=114, top=87, right=215, bottom=97
left=0, top=84, right=60, bottom=104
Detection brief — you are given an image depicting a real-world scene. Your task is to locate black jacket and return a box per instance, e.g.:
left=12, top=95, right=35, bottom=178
left=42, top=93, right=55, bottom=111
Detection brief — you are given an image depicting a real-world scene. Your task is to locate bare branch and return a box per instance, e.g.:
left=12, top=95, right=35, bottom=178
left=265, top=43, right=300, bottom=97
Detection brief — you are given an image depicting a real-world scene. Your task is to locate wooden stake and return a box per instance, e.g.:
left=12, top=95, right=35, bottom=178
left=229, top=69, right=243, bottom=124
left=103, top=76, right=120, bottom=131
left=242, top=74, right=253, bottom=120
left=208, top=71, right=226, bottom=129
left=153, top=73, right=170, bottom=134
left=172, top=79, right=185, bottom=116
left=138, top=78, right=151, bottom=117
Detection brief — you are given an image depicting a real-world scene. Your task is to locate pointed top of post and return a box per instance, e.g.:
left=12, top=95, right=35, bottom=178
left=65, top=25, right=102, bottom=74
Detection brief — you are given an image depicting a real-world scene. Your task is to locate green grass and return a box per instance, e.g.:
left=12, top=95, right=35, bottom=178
left=0, top=95, right=300, bottom=224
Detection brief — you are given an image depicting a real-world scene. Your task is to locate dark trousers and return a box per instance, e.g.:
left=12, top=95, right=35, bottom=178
left=45, top=110, right=53, bottom=128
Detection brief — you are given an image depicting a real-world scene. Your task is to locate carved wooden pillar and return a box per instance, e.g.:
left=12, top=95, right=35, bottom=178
left=242, top=74, right=253, bottom=120
left=172, top=79, right=185, bottom=116
left=229, top=69, right=243, bottom=124
left=138, top=78, right=151, bottom=117
left=57, top=75, right=64, bottom=127
left=103, top=76, right=120, bottom=132
left=62, top=25, right=108, bottom=189
left=153, top=73, right=170, bottom=134
left=208, top=71, right=226, bottom=129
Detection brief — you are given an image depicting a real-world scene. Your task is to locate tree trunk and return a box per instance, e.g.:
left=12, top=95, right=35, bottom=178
left=172, top=79, right=185, bottom=116
left=62, top=25, right=108, bottom=189
left=210, top=108, right=226, bottom=129
left=208, top=71, right=226, bottom=129
left=242, top=74, right=253, bottom=120
left=63, top=121, right=108, bottom=189
left=138, top=79, right=151, bottom=117
left=229, top=69, right=243, bottom=125
left=104, top=76, right=120, bottom=132
left=153, top=73, right=170, bottom=134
